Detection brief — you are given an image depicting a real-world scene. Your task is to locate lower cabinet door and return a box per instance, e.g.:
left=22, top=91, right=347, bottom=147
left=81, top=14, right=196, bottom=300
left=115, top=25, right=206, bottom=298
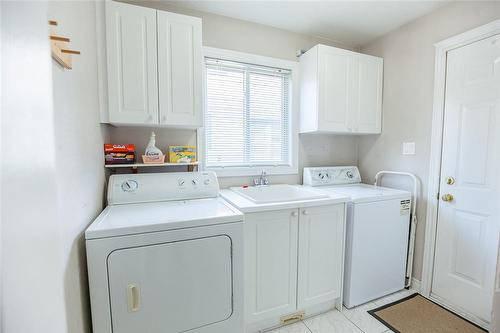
left=297, top=204, right=345, bottom=309
left=245, top=209, right=299, bottom=324
left=107, top=236, right=233, bottom=333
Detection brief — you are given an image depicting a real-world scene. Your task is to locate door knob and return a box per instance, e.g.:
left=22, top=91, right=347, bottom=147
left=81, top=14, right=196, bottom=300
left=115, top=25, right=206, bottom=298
left=442, top=194, right=454, bottom=202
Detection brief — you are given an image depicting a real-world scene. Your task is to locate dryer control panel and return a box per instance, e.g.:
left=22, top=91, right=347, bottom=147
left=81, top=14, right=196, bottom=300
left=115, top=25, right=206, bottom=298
left=108, top=172, right=220, bottom=205
left=303, top=166, right=362, bottom=186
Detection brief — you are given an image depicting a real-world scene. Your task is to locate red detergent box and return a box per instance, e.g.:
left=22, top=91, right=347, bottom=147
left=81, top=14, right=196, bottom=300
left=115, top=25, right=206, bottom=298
left=104, top=144, right=136, bottom=165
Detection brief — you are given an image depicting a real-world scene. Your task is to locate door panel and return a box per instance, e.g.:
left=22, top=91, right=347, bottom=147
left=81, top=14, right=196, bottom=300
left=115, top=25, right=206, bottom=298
left=107, top=236, right=232, bottom=333
left=245, top=209, right=299, bottom=323
left=458, top=105, right=493, bottom=186
left=432, top=34, right=500, bottom=323
left=297, top=204, right=344, bottom=309
left=318, top=47, right=351, bottom=132
left=158, top=11, right=202, bottom=127
left=106, top=1, right=158, bottom=124
left=355, top=55, right=383, bottom=133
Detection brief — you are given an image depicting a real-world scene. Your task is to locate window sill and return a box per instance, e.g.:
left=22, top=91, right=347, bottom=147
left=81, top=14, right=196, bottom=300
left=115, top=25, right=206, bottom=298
left=205, top=165, right=298, bottom=178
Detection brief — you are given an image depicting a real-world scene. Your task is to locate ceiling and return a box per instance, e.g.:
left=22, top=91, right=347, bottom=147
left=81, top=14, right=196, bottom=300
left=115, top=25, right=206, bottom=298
left=163, top=0, right=451, bottom=46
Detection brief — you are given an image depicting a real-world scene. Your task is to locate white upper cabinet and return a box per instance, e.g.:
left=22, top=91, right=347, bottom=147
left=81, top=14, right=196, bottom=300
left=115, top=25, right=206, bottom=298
left=157, top=11, right=203, bottom=128
left=300, top=45, right=383, bottom=134
left=105, top=2, right=203, bottom=128
left=106, top=1, right=158, bottom=125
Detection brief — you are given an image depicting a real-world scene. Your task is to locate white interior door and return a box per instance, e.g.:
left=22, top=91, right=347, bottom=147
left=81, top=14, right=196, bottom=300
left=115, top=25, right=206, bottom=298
left=432, top=34, right=500, bottom=323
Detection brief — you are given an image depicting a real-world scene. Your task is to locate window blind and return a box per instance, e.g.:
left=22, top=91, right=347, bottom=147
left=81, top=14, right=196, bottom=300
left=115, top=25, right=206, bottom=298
left=205, top=57, right=291, bottom=168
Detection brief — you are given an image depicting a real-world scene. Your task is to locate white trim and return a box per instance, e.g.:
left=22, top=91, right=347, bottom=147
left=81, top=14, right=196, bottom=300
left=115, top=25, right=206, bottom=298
left=202, top=47, right=300, bottom=178
left=410, top=278, right=421, bottom=293
left=95, top=0, right=110, bottom=123
left=422, top=18, right=500, bottom=300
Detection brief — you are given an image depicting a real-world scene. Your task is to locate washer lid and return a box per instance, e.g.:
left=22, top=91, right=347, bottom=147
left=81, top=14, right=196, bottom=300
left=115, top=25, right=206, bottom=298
left=318, top=184, right=411, bottom=203
left=85, top=198, right=243, bottom=239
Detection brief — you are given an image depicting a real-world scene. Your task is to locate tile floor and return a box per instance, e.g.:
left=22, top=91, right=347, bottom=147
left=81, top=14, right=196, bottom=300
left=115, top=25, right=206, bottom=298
left=266, top=289, right=417, bottom=333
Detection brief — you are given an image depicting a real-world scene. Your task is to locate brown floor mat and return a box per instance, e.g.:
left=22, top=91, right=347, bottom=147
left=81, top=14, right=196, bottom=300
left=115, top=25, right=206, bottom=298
left=368, top=293, right=487, bottom=333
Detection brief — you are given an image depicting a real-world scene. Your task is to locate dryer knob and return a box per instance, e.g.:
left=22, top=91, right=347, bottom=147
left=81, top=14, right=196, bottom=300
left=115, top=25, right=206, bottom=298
left=121, top=180, right=138, bottom=192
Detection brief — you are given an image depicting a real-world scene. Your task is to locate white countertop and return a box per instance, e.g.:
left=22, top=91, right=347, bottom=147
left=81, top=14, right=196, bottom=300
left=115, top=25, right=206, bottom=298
left=220, top=185, right=349, bottom=213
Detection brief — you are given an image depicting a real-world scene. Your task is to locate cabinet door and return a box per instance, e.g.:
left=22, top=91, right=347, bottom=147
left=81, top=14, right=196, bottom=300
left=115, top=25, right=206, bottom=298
left=105, top=1, right=158, bottom=125
left=317, top=46, right=352, bottom=132
left=245, top=209, right=299, bottom=324
left=353, top=55, right=383, bottom=134
left=157, top=11, right=203, bottom=128
left=297, top=204, right=345, bottom=309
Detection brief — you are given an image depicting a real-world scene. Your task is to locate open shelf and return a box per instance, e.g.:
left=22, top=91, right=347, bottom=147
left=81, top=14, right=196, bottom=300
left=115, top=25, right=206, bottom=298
left=105, top=162, right=199, bottom=170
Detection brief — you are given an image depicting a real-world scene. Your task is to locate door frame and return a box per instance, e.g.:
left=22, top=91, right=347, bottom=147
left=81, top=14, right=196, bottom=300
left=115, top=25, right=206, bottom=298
left=421, top=19, right=500, bottom=327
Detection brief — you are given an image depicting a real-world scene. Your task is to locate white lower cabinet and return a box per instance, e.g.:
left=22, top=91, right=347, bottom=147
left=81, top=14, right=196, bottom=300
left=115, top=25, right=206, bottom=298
left=297, top=204, right=344, bottom=309
left=245, top=204, right=345, bottom=332
left=245, top=209, right=299, bottom=330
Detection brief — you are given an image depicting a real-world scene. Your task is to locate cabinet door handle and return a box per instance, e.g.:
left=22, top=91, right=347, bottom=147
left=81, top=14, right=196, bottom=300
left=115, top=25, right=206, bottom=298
left=302, top=210, right=309, bottom=215
left=127, top=284, right=140, bottom=312
left=291, top=211, right=298, bottom=217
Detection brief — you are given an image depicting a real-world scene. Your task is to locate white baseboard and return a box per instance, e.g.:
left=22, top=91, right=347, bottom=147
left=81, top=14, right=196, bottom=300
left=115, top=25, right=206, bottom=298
left=410, top=278, right=421, bottom=293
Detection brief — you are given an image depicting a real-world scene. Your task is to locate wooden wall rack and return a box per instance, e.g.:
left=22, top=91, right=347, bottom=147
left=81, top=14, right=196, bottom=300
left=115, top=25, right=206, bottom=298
left=49, top=20, right=81, bottom=69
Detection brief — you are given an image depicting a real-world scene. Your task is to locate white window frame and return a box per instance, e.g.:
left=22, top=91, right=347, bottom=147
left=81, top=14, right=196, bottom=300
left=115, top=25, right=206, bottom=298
left=199, top=47, right=299, bottom=178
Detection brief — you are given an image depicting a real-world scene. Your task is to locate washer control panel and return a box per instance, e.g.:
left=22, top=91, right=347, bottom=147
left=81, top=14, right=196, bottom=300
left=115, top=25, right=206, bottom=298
left=303, top=166, right=362, bottom=186
left=108, top=172, right=220, bottom=205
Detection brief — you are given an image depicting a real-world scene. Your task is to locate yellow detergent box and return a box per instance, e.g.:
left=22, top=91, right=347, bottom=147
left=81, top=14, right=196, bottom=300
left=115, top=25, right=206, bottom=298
left=168, top=146, right=197, bottom=163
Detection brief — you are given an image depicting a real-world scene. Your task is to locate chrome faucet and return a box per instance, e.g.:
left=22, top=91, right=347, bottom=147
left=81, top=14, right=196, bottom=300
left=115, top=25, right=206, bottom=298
left=254, top=170, right=269, bottom=186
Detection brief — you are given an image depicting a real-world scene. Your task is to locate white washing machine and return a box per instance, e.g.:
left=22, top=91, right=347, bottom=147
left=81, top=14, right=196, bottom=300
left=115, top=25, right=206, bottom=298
left=303, top=166, right=411, bottom=308
left=86, top=172, right=244, bottom=333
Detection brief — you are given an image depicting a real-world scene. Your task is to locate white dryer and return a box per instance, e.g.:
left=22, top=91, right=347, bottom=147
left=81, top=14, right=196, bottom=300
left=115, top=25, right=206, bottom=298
left=86, top=172, right=244, bottom=333
left=303, top=166, right=411, bottom=308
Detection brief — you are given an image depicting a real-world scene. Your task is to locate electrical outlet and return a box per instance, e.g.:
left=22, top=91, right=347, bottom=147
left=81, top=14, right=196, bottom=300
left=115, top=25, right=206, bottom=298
left=402, top=142, right=416, bottom=155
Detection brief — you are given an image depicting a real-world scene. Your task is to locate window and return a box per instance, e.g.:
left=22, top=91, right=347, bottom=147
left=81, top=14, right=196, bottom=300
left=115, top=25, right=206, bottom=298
left=203, top=48, right=298, bottom=177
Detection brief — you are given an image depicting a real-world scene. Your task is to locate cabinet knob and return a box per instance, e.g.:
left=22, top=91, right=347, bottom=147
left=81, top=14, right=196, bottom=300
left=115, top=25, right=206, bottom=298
left=291, top=211, right=298, bottom=217
left=302, top=210, right=309, bottom=215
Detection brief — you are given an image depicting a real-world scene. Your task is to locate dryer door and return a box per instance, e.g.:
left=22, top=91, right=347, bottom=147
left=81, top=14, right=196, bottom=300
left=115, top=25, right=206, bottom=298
left=107, top=235, right=233, bottom=333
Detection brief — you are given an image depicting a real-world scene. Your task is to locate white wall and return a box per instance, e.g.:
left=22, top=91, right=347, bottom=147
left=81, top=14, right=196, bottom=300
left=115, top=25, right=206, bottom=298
left=105, top=1, right=359, bottom=187
left=1, top=2, right=106, bottom=332
left=48, top=1, right=107, bottom=333
left=1, top=2, right=67, bottom=332
left=358, top=1, right=500, bottom=280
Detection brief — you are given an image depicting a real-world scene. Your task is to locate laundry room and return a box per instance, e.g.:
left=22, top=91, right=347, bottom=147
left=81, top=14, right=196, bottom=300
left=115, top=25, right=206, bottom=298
left=2, top=1, right=500, bottom=333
